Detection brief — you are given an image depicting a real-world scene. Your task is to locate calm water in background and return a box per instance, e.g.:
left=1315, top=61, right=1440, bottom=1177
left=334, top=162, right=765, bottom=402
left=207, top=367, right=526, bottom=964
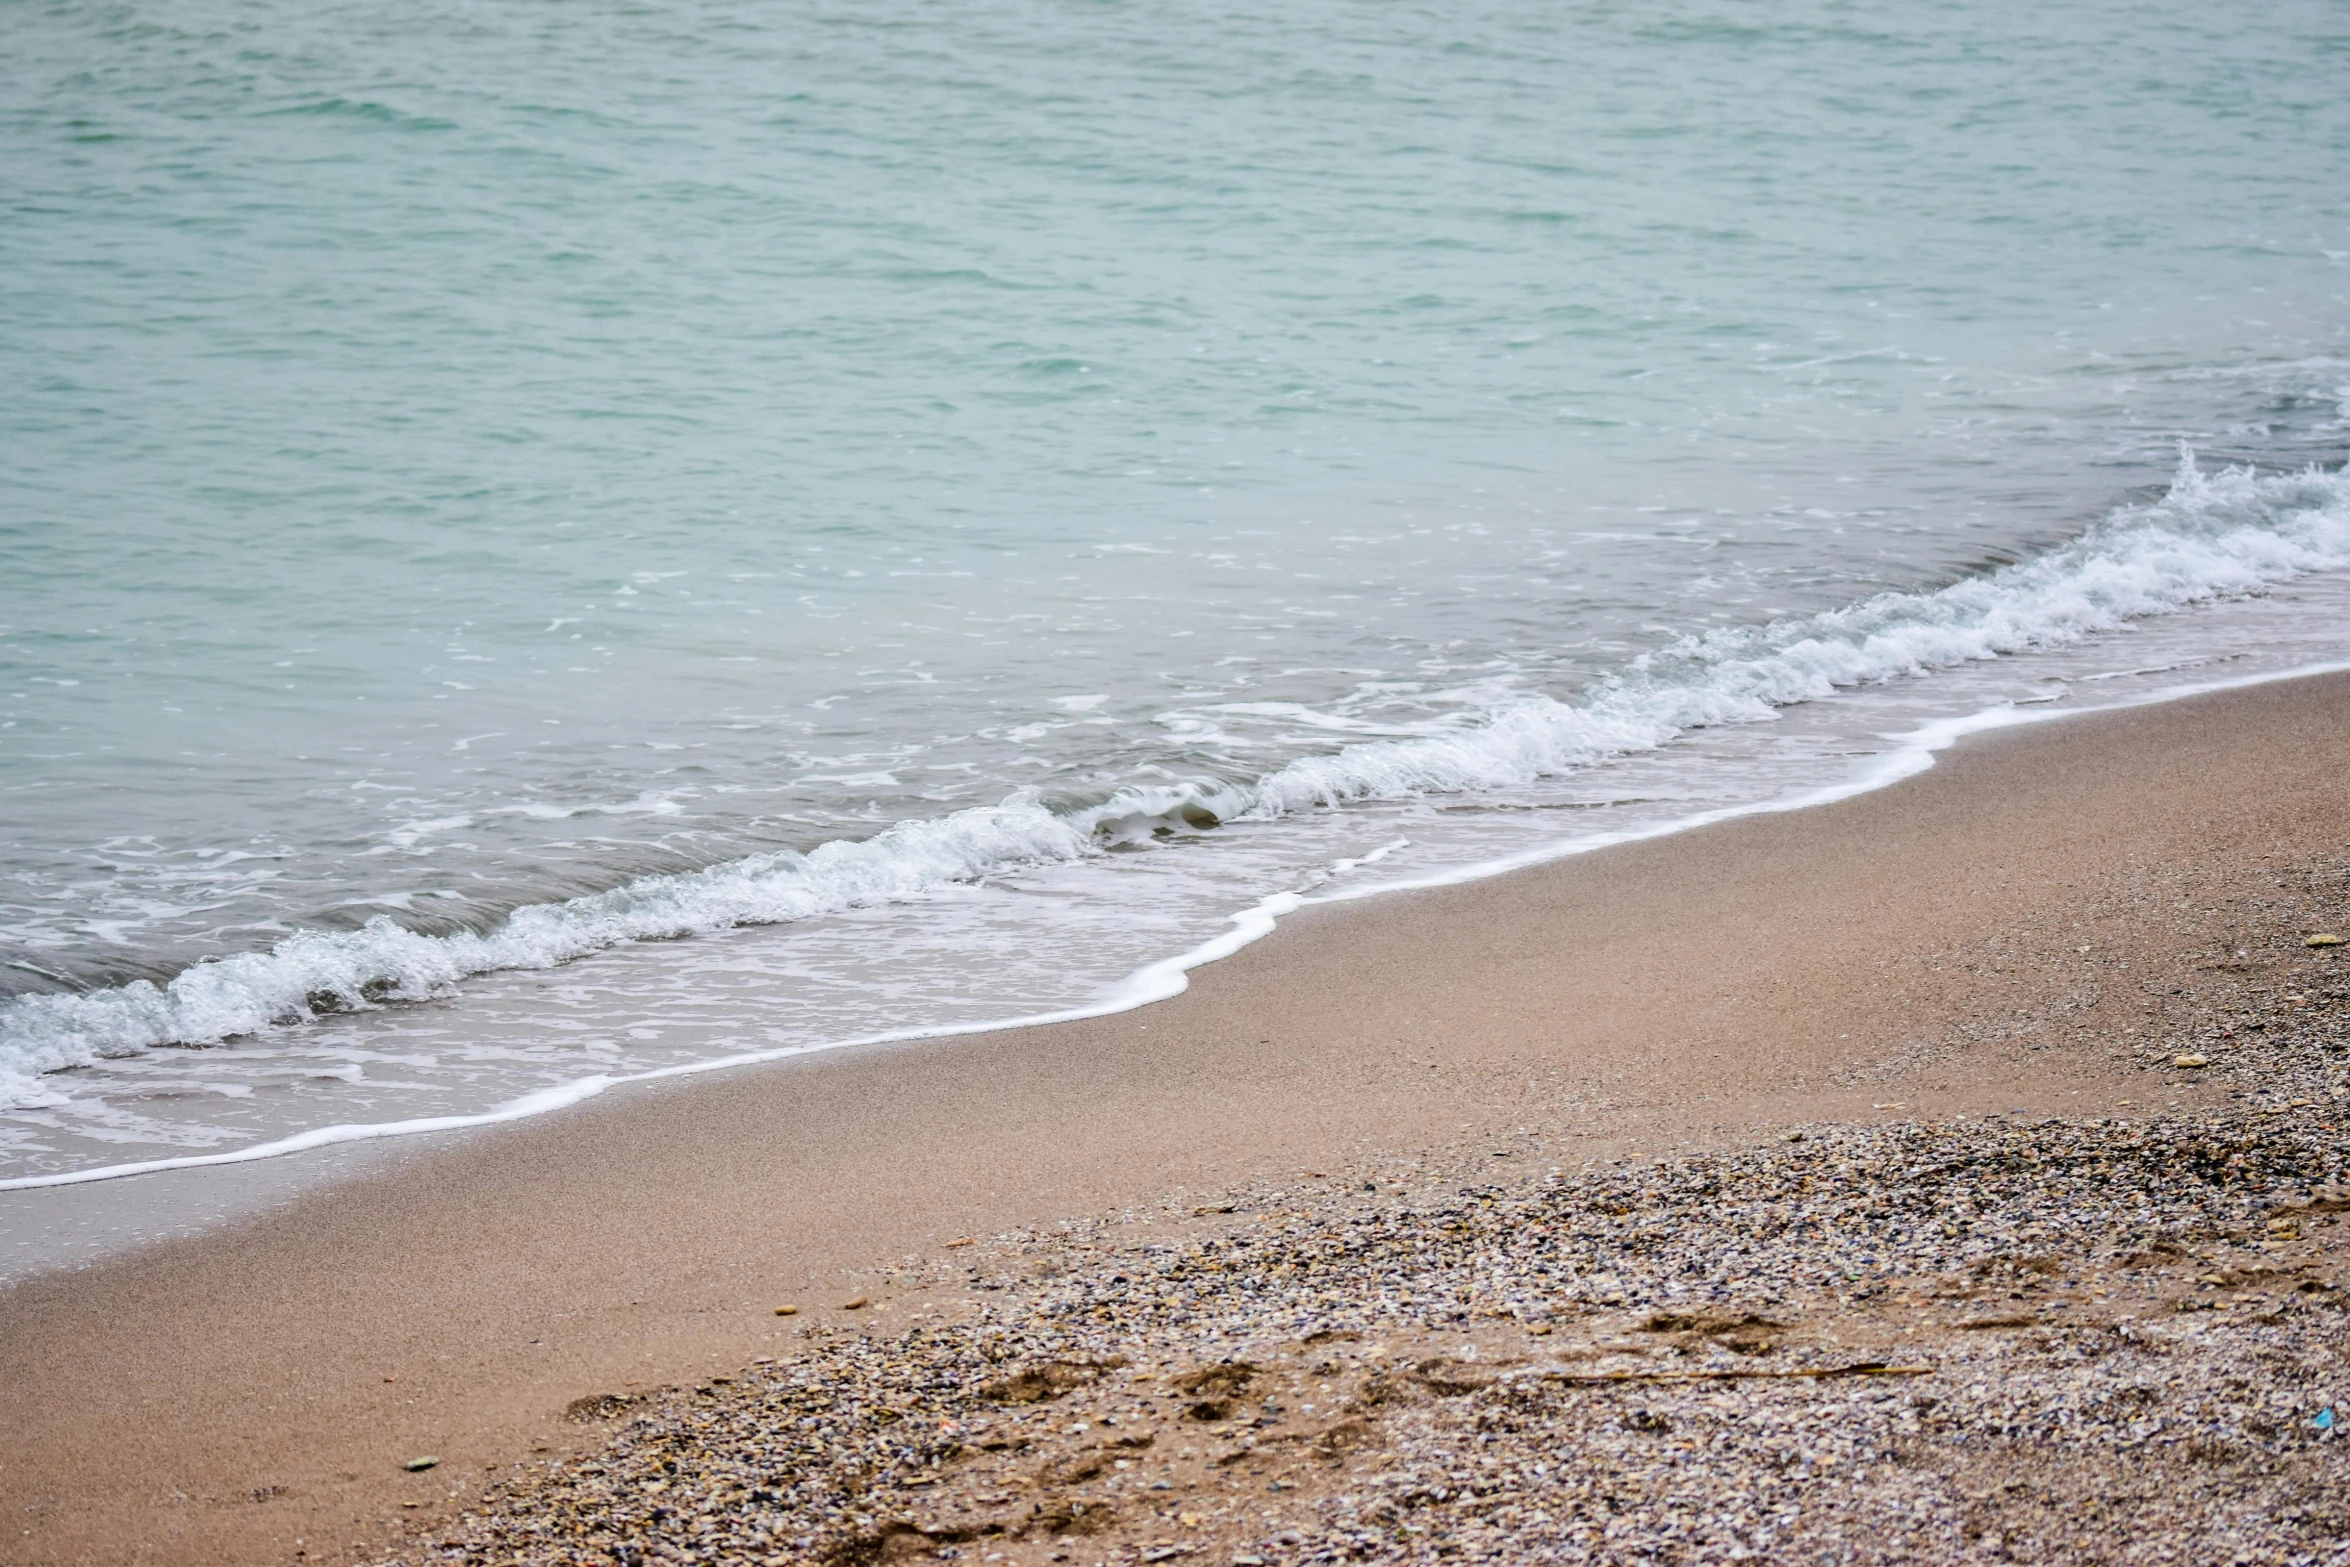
left=4, top=0, right=2349, bottom=1189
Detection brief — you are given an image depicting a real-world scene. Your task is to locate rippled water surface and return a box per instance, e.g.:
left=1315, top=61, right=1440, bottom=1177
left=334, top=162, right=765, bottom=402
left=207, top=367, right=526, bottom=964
left=4, top=0, right=2348, bottom=1183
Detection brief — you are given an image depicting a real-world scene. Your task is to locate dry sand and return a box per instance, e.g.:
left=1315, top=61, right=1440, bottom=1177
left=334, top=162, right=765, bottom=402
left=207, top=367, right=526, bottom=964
left=4, top=673, right=2348, bottom=1565
left=413, top=1066, right=2348, bottom=1566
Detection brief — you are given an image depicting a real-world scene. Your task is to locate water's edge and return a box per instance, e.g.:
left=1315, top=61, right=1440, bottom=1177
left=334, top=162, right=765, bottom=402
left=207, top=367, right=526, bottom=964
left=12, top=456, right=2345, bottom=1106
left=9, top=654, right=2342, bottom=1195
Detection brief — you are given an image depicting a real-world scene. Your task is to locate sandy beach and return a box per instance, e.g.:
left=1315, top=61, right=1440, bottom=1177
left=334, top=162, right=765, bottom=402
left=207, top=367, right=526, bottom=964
left=5, top=673, right=2349, bottom=1566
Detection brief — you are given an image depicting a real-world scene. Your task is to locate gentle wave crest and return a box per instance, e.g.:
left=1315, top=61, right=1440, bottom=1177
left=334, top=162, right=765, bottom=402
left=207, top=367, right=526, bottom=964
left=5, top=454, right=2346, bottom=1107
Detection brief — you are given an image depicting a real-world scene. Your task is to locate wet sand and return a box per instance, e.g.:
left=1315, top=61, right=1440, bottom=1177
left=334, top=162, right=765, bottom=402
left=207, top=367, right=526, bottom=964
left=5, top=672, right=2347, bottom=1566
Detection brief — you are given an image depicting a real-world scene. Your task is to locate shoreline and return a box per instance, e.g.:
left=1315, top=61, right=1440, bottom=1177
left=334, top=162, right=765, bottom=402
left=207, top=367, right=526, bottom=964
left=10, top=654, right=2346, bottom=1211
left=6, top=672, right=2350, bottom=1564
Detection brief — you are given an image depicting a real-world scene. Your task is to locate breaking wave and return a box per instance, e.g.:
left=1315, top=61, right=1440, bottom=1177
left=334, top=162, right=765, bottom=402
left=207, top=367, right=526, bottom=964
left=5, top=453, right=2347, bottom=1107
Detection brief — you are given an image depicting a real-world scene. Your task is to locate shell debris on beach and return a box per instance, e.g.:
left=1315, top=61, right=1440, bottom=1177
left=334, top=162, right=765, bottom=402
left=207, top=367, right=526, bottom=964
left=384, top=969, right=2350, bottom=1567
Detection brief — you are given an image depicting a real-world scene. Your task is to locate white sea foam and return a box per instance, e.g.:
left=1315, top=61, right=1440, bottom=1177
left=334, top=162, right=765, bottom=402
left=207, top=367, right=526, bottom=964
left=1246, top=456, right=2350, bottom=812
left=15, top=652, right=2350, bottom=1194
left=4, top=454, right=2347, bottom=1109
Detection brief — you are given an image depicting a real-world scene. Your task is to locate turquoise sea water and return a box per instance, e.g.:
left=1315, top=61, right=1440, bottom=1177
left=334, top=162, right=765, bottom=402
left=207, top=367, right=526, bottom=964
left=4, top=0, right=2349, bottom=1188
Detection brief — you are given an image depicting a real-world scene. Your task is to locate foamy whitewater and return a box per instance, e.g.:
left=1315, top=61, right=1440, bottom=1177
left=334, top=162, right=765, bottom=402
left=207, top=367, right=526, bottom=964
left=4, top=0, right=2350, bottom=1201
left=10, top=453, right=2350, bottom=1098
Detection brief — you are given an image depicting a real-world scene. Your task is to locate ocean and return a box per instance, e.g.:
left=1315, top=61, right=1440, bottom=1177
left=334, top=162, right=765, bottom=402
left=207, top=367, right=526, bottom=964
left=4, top=0, right=2348, bottom=1205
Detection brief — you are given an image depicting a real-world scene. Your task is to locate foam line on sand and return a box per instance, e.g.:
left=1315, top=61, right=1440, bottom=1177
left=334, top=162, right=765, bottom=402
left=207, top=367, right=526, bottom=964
left=9, top=653, right=2347, bottom=1193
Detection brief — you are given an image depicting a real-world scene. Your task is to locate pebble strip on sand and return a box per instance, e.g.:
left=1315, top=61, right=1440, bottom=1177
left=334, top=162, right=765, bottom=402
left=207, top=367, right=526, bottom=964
left=393, top=971, right=2350, bottom=1566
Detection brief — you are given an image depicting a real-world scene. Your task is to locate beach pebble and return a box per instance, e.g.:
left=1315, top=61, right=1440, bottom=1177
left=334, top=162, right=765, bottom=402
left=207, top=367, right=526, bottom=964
left=2303, top=933, right=2343, bottom=947
left=402, top=1455, right=439, bottom=1472
left=2173, top=1053, right=2209, bottom=1068
left=772, top=1305, right=798, bottom=1316
left=390, top=949, right=2350, bottom=1567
